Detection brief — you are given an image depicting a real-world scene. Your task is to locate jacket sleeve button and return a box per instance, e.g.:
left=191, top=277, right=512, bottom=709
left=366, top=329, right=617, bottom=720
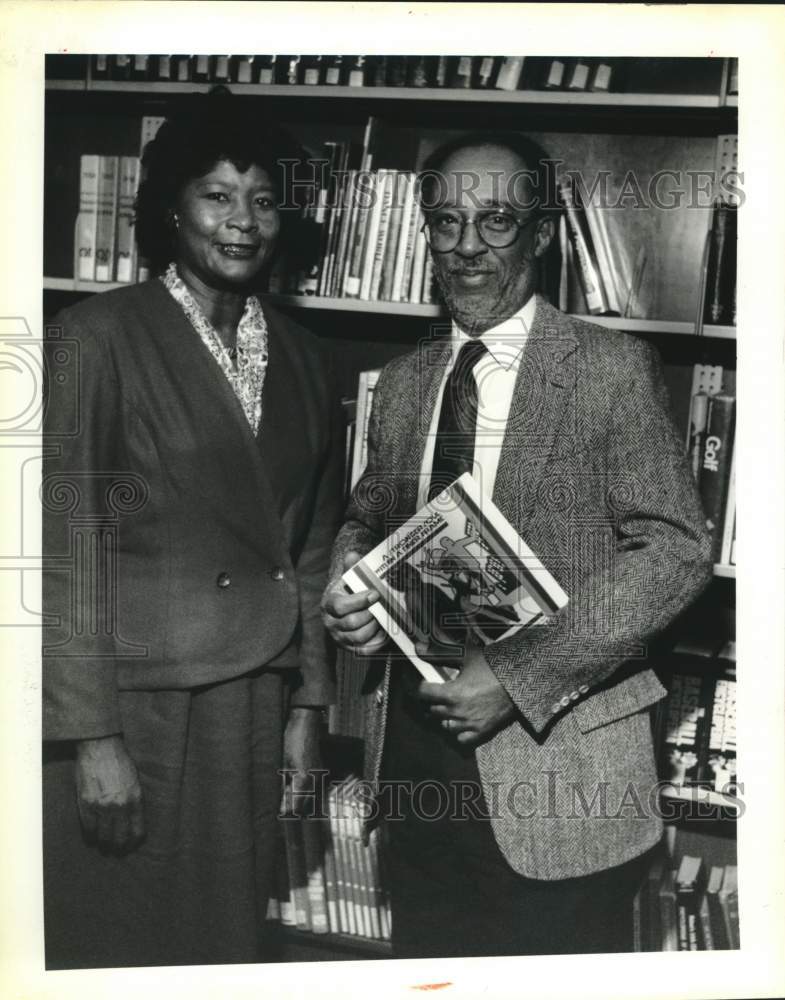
left=216, top=572, right=231, bottom=589
left=270, top=566, right=285, bottom=581
left=560, top=695, right=571, bottom=708
left=551, top=702, right=561, bottom=715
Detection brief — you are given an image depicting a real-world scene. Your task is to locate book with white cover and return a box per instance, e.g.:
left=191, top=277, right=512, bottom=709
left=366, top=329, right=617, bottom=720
left=343, top=473, right=569, bottom=683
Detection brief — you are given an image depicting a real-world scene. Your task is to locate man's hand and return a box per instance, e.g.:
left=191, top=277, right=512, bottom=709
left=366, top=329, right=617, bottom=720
left=321, top=551, right=387, bottom=655
left=282, top=707, right=324, bottom=818
left=75, top=734, right=145, bottom=852
left=416, top=646, right=518, bottom=747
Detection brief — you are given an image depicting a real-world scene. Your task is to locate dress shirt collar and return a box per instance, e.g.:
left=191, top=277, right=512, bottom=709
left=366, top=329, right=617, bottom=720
left=450, top=295, right=537, bottom=371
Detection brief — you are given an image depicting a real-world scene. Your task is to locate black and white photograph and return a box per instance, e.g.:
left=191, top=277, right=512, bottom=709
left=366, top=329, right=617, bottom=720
left=1, top=4, right=784, bottom=999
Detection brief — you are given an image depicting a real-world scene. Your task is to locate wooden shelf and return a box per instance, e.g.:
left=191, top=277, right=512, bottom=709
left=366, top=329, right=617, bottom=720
left=45, top=78, right=733, bottom=111
left=271, top=923, right=392, bottom=958
left=661, top=784, right=740, bottom=817
left=713, top=564, right=736, bottom=579
left=41, top=279, right=738, bottom=340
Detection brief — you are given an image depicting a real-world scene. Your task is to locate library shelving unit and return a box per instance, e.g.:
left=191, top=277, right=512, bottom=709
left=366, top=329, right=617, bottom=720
left=43, top=54, right=738, bottom=960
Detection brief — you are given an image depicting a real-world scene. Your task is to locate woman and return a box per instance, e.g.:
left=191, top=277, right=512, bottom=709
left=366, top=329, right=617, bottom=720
left=42, top=98, right=342, bottom=968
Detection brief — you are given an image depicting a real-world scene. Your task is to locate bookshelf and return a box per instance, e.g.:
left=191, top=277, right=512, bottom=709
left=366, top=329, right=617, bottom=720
left=43, top=53, right=738, bottom=960
left=48, top=77, right=733, bottom=111
left=40, top=278, right=738, bottom=339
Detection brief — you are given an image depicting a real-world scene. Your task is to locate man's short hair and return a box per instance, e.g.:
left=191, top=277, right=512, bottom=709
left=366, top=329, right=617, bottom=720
left=417, top=131, right=558, bottom=218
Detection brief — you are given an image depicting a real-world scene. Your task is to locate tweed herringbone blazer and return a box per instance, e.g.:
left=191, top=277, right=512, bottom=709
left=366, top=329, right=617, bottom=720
left=330, top=296, right=713, bottom=879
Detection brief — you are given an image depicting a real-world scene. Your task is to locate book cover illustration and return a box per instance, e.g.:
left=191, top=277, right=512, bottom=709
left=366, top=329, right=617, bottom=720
left=343, top=473, right=568, bottom=682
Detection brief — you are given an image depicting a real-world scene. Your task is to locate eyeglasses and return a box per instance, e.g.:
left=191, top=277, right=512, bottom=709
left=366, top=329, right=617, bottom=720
left=422, top=210, right=539, bottom=253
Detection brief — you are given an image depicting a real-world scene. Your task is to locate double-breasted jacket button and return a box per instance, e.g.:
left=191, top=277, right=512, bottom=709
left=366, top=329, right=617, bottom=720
left=216, top=572, right=231, bottom=589
left=270, top=566, right=285, bottom=581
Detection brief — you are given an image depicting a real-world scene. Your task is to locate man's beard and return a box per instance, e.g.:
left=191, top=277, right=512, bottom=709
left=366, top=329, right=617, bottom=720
left=434, top=267, right=508, bottom=336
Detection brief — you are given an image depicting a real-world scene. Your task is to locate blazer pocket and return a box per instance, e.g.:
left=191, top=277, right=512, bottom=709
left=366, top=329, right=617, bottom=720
left=572, top=668, right=667, bottom=733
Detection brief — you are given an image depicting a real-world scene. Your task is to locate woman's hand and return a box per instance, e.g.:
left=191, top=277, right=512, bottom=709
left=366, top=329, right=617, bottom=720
left=321, top=551, right=387, bottom=655
left=282, top=708, right=325, bottom=818
left=75, top=735, right=145, bottom=852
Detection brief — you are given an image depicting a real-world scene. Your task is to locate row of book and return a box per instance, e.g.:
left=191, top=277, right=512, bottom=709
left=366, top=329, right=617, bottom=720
left=655, top=638, right=737, bottom=797
left=634, top=853, right=739, bottom=951
left=74, top=154, right=143, bottom=285
left=686, top=363, right=736, bottom=565
left=266, top=777, right=391, bottom=941
left=273, top=164, right=437, bottom=306
left=83, top=54, right=618, bottom=94
left=48, top=55, right=739, bottom=99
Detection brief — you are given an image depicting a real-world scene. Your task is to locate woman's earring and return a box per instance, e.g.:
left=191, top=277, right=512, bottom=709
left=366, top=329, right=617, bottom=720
left=168, top=211, right=179, bottom=231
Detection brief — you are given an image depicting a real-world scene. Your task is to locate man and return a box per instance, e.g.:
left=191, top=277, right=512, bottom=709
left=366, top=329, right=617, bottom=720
left=322, top=132, right=712, bottom=958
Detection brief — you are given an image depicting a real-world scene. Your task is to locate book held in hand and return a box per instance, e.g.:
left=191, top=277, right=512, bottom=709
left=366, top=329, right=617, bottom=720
left=342, top=473, right=568, bottom=683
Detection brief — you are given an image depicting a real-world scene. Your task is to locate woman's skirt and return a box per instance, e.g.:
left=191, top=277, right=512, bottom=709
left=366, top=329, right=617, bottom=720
left=43, top=667, right=286, bottom=969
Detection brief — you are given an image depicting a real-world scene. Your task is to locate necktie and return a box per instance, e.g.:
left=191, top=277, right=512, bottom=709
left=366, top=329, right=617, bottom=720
left=428, top=339, right=489, bottom=501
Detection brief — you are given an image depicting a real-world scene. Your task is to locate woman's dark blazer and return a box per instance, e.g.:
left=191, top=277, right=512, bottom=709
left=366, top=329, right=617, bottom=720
left=42, top=280, right=342, bottom=740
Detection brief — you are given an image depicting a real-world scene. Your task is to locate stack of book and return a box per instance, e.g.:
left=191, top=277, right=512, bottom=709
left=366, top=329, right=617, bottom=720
left=634, top=854, right=739, bottom=951
left=276, top=151, right=435, bottom=306
left=655, top=637, right=737, bottom=800
left=72, top=116, right=164, bottom=286
left=557, top=174, right=635, bottom=318
left=267, top=776, right=391, bottom=942
left=74, top=153, right=142, bottom=285
left=685, top=363, right=736, bottom=565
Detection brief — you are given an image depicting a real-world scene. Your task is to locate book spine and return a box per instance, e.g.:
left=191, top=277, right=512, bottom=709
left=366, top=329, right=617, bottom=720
left=369, top=172, right=396, bottom=300
left=94, top=155, right=119, bottom=282
left=335, top=172, right=364, bottom=297
left=558, top=179, right=608, bottom=314
left=333, top=783, right=356, bottom=935
left=321, top=808, right=340, bottom=933
left=698, top=893, right=715, bottom=950
left=659, top=871, right=679, bottom=951
left=391, top=174, right=416, bottom=302
left=495, top=56, right=525, bottom=91
left=328, top=785, right=350, bottom=934
left=343, top=171, right=375, bottom=297
left=378, top=173, right=405, bottom=301
left=719, top=434, right=736, bottom=564
left=698, top=394, right=736, bottom=561
left=330, top=169, right=359, bottom=297
left=301, top=817, right=329, bottom=934
left=320, top=167, right=350, bottom=297
left=74, top=153, right=99, bottom=281
left=421, top=254, right=435, bottom=303
left=407, top=208, right=427, bottom=304
left=114, top=156, right=139, bottom=284
left=359, top=171, right=387, bottom=301
left=687, top=391, right=711, bottom=481
left=341, top=783, right=365, bottom=935
left=703, top=202, right=737, bottom=324
left=582, top=186, right=621, bottom=314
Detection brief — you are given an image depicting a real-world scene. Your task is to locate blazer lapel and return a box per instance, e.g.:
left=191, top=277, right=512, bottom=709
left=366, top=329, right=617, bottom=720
left=149, top=282, right=286, bottom=559
left=493, top=297, right=579, bottom=530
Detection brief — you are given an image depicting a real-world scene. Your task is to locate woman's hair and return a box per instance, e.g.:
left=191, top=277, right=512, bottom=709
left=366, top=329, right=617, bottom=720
left=134, top=92, right=306, bottom=275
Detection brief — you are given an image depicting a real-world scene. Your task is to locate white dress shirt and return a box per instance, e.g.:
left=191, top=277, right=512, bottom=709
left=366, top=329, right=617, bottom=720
left=417, top=296, right=536, bottom=508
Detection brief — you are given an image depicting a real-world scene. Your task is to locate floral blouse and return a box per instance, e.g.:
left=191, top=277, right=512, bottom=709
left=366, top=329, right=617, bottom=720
left=161, top=262, right=269, bottom=435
